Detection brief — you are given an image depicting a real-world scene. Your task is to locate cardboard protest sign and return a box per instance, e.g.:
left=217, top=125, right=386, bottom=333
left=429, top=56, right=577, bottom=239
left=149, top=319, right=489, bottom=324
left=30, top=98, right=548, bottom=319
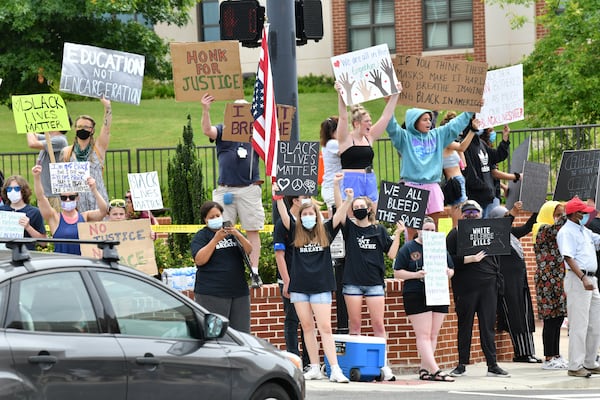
left=275, top=141, right=319, bottom=196
left=78, top=219, right=157, bottom=276
left=11, top=94, right=70, bottom=134
left=127, top=171, right=163, bottom=211
left=553, top=150, right=600, bottom=206
left=376, top=181, right=429, bottom=229
left=60, top=43, right=145, bottom=105
left=222, top=103, right=295, bottom=142
left=0, top=211, right=26, bottom=239
left=170, top=41, right=243, bottom=102
left=330, top=44, right=399, bottom=106
left=505, top=135, right=530, bottom=209
left=49, top=162, right=90, bottom=194
left=457, top=217, right=511, bottom=256
left=520, top=161, right=551, bottom=212
left=476, top=64, right=524, bottom=128
left=392, top=55, right=487, bottom=112
left=422, top=231, right=450, bottom=306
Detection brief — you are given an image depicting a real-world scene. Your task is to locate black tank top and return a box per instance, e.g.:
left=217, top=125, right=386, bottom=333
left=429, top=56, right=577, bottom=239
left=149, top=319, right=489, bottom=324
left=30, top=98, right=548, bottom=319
left=340, top=137, right=374, bottom=169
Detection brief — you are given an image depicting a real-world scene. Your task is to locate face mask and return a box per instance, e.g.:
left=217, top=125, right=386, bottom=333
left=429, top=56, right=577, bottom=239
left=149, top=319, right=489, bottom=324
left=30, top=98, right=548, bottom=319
left=476, top=129, right=485, bottom=136
left=301, top=215, right=317, bottom=230
left=76, top=129, right=92, bottom=140
left=353, top=208, right=369, bottom=220
left=488, top=131, right=497, bottom=143
left=580, top=214, right=590, bottom=226
left=61, top=200, right=77, bottom=211
left=207, top=216, right=223, bottom=230
left=7, top=190, right=22, bottom=204
left=300, top=198, right=312, bottom=205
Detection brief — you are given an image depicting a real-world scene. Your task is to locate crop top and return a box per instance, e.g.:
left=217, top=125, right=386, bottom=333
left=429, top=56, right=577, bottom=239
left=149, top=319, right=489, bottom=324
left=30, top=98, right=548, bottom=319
left=340, top=144, right=374, bottom=169
left=442, top=150, right=461, bottom=169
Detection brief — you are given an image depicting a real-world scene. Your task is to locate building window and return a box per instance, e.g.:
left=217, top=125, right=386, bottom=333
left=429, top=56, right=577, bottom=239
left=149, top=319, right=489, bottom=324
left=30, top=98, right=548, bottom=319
left=347, top=0, right=395, bottom=52
left=423, top=0, right=473, bottom=50
left=197, top=0, right=220, bottom=41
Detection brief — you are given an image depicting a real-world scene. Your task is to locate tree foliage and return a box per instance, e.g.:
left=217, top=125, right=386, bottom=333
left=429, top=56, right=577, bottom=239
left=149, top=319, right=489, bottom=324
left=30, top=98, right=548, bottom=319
left=167, top=114, right=206, bottom=258
left=0, top=0, right=197, bottom=106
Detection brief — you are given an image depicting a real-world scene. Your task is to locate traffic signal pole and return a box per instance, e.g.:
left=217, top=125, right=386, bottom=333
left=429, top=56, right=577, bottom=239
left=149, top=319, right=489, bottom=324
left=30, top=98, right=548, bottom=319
left=267, top=0, right=299, bottom=141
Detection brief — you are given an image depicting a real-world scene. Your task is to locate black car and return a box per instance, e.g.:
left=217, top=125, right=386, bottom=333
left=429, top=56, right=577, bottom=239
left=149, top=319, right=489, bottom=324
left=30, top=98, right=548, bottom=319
left=0, top=239, right=304, bottom=400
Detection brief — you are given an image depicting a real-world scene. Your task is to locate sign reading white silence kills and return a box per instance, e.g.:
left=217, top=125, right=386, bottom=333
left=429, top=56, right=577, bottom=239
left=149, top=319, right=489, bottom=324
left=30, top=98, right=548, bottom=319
left=376, top=181, right=429, bottom=229
left=60, top=43, right=145, bottom=105
left=275, top=141, right=319, bottom=196
left=11, top=94, right=70, bottom=134
left=457, top=218, right=512, bottom=257
left=127, top=171, right=163, bottom=211
left=49, top=162, right=90, bottom=194
left=422, top=230, right=450, bottom=306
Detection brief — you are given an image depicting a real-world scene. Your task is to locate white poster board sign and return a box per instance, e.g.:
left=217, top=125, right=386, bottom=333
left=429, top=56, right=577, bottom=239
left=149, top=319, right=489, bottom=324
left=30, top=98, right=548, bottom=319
left=49, top=162, right=90, bottom=194
left=423, top=231, right=450, bottom=306
left=476, top=64, right=524, bottom=128
left=59, top=42, right=145, bottom=105
left=330, top=44, right=399, bottom=106
left=0, top=211, right=26, bottom=239
left=127, top=171, right=163, bottom=211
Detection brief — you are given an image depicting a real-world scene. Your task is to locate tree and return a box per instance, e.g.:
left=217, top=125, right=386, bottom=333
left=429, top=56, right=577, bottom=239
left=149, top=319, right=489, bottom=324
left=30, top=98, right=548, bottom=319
left=167, top=114, right=206, bottom=258
left=0, top=0, right=197, bottom=106
left=487, top=0, right=600, bottom=127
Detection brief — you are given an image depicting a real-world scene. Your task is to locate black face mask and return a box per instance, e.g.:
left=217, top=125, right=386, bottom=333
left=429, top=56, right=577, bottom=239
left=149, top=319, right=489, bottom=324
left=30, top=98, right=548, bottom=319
left=76, top=129, right=92, bottom=140
left=353, top=208, right=369, bottom=220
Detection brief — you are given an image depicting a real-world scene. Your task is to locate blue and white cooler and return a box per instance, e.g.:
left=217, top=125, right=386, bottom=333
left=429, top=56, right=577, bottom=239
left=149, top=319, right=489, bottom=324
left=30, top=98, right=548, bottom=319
left=324, top=334, right=386, bottom=382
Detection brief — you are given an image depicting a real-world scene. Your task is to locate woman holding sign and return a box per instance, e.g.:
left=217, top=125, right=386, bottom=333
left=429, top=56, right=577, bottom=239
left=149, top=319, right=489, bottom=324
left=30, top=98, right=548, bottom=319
left=394, top=217, right=455, bottom=382
left=32, top=164, right=108, bottom=255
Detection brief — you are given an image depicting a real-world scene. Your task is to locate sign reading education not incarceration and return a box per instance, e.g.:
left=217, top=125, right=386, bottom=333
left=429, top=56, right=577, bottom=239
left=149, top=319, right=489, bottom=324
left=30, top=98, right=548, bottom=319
left=392, top=55, right=487, bottom=112
left=11, top=94, right=70, bottom=134
left=222, top=102, right=295, bottom=142
left=170, top=41, right=243, bottom=102
left=60, top=42, right=145, bottom=105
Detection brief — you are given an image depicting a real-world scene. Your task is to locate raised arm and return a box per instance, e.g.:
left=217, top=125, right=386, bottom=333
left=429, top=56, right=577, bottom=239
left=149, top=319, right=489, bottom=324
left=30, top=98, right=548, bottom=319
left=82, top=177, right=108, bottom=222
left=332, top=172, right=344, bottom=214
left=387, top=221, right=405, bottom=259
left=334, top=82, right=351, bottom=153
left=273, top=182, right=290, bottom=230
left=201, top=93, right=219, bottom=140
left=332, top=187, right=353, bottom=228
left=369, top=82, right=403, bottom=141
left=95, top=96, right=112, bottom=155
left=31, top=164, right=59, bottom=233
left=26, top=133, right=44, bottom=150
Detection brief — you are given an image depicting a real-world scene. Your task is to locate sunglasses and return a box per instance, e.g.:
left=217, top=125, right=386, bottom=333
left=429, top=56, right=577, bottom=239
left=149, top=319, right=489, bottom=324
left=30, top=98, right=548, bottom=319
left=60, top=195, right=78, bottom=201
left=6, top=186, right=21, bottom=192
left=109, top=199, right=126, bottom=208
left=462, top=209, right=480, bottom=217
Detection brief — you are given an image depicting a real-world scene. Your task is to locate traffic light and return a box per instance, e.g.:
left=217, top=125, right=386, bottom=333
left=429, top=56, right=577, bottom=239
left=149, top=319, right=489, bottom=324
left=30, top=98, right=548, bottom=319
left=295, top=0, right=323, bottom=45
left=220, top=0, right=265, bottom=47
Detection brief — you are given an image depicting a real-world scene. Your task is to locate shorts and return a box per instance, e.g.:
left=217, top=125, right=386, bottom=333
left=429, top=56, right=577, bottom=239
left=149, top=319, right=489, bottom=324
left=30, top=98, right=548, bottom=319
left=342, top=284, right=385, bottom=297
left=213, top=184, right=265, bottom=231
left=446, top=175, right=468, bottom=206
left=403, top=292, right=449, bottom=315
left=341, top=171, right=378, bottom=202
left=290, top=291, right=332, bottom=304
left=403, top=181, right=444, bottom=214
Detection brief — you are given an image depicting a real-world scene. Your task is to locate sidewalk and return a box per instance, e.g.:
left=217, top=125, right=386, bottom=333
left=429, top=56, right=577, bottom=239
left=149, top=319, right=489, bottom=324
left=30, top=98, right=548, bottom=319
left=306, top=322, right=600, bottom=392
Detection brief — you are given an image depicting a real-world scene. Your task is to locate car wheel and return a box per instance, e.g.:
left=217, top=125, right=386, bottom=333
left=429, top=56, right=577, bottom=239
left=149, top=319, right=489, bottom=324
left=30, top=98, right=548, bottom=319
left=249, top=383, right=292, bottom=400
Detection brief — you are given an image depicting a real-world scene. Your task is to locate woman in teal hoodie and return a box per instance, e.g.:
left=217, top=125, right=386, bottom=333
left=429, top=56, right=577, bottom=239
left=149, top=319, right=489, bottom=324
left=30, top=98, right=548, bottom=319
left=386, top=108, right=475, bottom=232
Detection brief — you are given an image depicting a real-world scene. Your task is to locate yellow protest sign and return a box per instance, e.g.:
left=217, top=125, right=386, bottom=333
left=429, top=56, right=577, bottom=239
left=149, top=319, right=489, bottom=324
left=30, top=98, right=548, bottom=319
left=12, top=94, right=70, bottom=134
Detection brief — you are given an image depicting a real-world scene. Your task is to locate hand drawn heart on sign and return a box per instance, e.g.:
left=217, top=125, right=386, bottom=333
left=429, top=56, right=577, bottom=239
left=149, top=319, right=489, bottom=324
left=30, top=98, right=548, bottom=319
left=277, top=178, right=290, bottom=192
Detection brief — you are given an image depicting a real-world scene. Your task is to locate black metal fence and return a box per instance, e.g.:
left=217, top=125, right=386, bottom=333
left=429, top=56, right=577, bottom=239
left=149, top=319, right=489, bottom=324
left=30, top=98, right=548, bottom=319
left=2, top=124, right=599, bottom=207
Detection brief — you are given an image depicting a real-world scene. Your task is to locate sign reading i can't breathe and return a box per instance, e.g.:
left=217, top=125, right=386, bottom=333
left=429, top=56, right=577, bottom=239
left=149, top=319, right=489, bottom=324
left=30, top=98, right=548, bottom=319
left=275, top=141, right=319, bottom=196
left=457, top=217, right=512, bottom=256
left=60, top=42, right=145, bottom=105
left=376, top=181, right=429, bottom=229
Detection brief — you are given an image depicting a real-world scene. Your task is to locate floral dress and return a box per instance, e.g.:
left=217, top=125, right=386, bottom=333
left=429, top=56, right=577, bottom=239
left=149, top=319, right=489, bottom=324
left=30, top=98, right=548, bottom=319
left=533, top=217, right=567, bottom=320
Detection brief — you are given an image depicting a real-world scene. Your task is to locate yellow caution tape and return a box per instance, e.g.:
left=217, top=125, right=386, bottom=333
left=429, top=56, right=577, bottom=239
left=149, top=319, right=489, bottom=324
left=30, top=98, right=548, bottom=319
left=151, top=224, right=274, bottom=233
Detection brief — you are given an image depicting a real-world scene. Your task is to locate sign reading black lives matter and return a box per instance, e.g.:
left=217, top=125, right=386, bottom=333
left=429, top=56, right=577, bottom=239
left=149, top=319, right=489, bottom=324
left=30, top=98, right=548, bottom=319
left=60, top=43, right=145, bottom=105
left=275, top=141, right=319, bottom=196
left=457, top=218, right=512, bottom=257
left=553, top=149, right=600, bottom=206
left=376, top=181, right=429, bottom=229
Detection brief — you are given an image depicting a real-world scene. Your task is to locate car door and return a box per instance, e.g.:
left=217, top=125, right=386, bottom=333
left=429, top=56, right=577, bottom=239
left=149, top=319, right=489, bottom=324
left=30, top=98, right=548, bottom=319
left=4, top=271, right=127, bottom=400
left=94, top=271, right=233, bottom=400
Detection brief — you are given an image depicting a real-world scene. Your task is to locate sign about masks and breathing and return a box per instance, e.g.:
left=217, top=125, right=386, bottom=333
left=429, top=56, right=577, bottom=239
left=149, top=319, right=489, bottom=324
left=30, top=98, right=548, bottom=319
left=49, top=162, right=90, bottom=194
left=170, top=41, right=243, bottom=102
left=11, top=94, right=71, bottom=134
left=60, top=42, right=145, bottom=105
left=376, top=181, right=429, bottom=229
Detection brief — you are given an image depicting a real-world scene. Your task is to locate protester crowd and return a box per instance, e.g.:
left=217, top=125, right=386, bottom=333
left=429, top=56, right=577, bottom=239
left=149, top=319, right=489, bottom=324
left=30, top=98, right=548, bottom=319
left=4, top=81, right=599, bottom=385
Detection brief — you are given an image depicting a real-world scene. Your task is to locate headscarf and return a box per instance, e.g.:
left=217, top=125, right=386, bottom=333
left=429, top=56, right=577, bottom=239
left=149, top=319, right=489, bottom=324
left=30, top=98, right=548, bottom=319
left=532, top=201, right=561, bottom=239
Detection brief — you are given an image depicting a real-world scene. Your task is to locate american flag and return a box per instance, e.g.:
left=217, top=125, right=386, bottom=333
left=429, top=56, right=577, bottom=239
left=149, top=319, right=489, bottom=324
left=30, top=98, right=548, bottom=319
left=251, top=23, right=279, bottom=178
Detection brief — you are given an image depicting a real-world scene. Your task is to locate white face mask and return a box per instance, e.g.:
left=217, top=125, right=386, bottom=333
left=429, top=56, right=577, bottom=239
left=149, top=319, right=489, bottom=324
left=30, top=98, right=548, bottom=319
left=61, top=200, right=77, bottom=211
left=207, top=216, right=223, bottom=230
left=7, top=190, right=22, bottom=204
left=300, top=198, right=312, bottom=205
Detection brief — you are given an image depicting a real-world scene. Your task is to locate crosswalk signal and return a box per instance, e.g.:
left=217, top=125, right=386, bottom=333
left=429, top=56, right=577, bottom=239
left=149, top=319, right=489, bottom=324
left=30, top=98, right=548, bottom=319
left=295, top=0, right=323, bottom=45
left=220, top=0, right=265, bottom=47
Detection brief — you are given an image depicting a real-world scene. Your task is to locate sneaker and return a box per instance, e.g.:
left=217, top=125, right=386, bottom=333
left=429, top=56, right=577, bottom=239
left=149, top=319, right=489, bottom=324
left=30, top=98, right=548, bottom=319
left=487, top=364, right=511, bottom=378
left=568, top=368, right=592, bottom=378
left=329, top=365, right=350, bottom=383
left=381, top=365, right=396, bottom=381
left=449, top=364, right=466, bottom=377
left=303, top=366, right=324, bottom=380
left=584, top=366, right=600, bottom=374
left=556, top=356, right=569, bottom=369
left=250, top=272, right=263, bottom=288
left=542, top=357, right=567, bottom=370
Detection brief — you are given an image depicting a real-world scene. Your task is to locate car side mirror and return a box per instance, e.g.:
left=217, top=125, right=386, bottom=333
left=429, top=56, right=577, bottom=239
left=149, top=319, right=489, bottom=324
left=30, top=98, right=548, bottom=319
left=204, top=313, right=229, bottom=339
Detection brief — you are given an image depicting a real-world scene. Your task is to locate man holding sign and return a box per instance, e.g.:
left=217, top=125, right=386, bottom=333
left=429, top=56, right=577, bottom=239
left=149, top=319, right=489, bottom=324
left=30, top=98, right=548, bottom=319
left=201, top=93, right=264, bottom=288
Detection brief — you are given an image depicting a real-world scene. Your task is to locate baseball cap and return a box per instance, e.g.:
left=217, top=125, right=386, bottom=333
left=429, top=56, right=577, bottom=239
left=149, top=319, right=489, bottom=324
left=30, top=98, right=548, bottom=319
left=565, top=196, right=595, bottom=215
left=461, top=200, right=482, bottom=214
